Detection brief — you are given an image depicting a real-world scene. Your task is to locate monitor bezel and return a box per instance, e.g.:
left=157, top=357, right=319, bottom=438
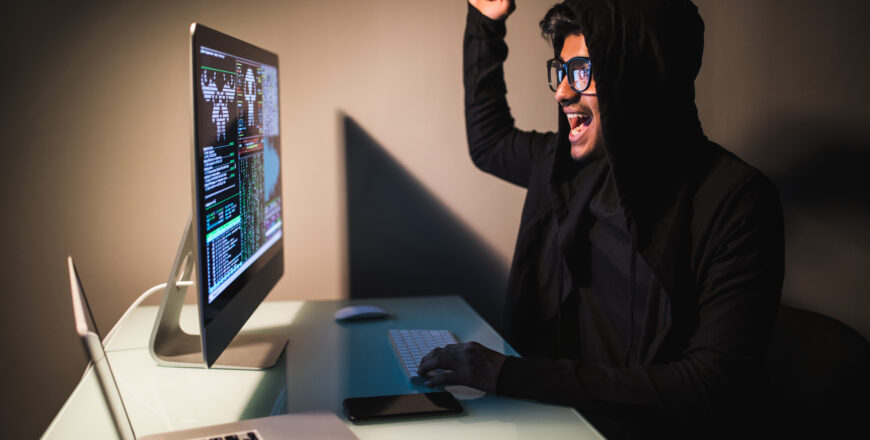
left=190, top=23, right=284, bottom=367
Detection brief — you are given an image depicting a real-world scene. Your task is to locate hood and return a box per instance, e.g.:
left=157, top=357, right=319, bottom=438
left=555, top=0, right=707, bottom=245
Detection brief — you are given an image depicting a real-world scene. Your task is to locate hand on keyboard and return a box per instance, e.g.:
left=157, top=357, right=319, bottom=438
left=417, top=341, right=507, bottom=393
left=389, top=329, right=458, bottom=381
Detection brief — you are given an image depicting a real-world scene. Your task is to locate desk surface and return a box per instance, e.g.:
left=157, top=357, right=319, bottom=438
left=44, top=296, right=603, bottom=439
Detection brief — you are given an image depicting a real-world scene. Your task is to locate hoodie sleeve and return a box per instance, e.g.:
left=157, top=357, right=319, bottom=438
left=464, top=3, right=554, bottom=188
left=496, top=174, right=784, bottom=423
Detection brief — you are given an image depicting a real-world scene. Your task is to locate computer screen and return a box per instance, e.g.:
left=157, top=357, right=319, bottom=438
left=191, top=24, right=284, bottom=367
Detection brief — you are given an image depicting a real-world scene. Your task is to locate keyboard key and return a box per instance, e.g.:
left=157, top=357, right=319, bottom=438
left=389, top=329, right=457, bottom=381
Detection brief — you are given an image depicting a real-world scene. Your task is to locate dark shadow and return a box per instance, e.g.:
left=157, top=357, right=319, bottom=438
left=746, top=120, right=870, bottom=217
left=238, top=338, right=289, bottom=418
left=766, top=305, right=870, bottom=437
left=342, top=113, right=509, bottom=334
left=741, top=117, right=870, bottom=337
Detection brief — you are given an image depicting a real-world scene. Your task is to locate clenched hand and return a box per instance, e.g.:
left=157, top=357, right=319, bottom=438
left=468, top=0, right=516, bottom=21
left=418, top=341, right=508, bottom=393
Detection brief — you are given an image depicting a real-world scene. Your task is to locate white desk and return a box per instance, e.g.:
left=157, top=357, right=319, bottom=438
left=43, top=296, right=603, bottom=439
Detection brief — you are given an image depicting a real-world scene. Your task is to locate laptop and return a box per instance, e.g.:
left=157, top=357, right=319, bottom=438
left=67, top=257, right=358, bottom=440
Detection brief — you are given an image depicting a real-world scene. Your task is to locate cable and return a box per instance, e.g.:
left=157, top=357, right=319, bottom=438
left=104, top=281, right=195, bottom=345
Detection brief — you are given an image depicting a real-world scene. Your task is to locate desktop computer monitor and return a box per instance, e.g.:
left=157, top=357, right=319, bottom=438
left=149, top=23, right=287, bottom=369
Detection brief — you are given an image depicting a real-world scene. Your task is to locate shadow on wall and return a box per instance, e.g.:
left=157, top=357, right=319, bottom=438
left=744, top=117, right=870, bottom=339
left=341, top=113, right=509, bottom=333
left=750, top=120, right=870, bottom=214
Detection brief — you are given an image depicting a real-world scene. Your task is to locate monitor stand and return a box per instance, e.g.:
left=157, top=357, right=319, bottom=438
left=148, top=217, right=287, bottom=369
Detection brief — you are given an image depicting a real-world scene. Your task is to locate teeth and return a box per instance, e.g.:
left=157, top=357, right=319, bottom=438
left=565, top=111, right=590, bottom=138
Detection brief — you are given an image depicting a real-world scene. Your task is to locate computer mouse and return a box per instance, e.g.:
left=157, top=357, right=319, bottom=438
left=334, top=305, right=391, bottom=321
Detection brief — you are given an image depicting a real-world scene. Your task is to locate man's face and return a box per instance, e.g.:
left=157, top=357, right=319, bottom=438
left=555, top=34, right=603, bottom=160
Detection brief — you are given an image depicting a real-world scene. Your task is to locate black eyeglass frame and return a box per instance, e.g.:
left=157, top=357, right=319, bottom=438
left=547, top=56, right=593, bottom=93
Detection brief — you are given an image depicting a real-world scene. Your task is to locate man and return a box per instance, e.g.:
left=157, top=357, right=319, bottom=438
left=419, top=0, right=785, bottom=437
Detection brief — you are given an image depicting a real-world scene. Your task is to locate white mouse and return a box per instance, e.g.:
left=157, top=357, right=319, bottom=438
left=334, top=305, right=391, bottom=321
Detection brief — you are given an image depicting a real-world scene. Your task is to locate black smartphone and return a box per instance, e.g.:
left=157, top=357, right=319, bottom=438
left=342, top=392, right=463, bottom=423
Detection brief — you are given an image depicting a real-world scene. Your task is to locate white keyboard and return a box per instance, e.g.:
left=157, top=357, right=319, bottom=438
left=389, top=329, right=458, bottom=380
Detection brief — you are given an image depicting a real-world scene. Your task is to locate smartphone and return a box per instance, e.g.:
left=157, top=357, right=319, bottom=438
left=342, top=392, right=463, bottom=423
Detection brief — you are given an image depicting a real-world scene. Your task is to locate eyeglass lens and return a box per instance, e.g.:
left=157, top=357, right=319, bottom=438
left=548, top=58, right=591, bottom=93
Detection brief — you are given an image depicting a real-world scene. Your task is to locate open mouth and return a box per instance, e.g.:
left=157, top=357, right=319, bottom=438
left=565, top=111, right=591, bottom=143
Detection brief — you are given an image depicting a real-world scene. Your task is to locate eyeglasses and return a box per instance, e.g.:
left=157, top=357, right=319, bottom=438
left=547, top=57, right=592, bottom=93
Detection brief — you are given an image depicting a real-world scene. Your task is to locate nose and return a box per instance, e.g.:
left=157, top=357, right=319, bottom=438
left=554, top=76, right=579, bottom=106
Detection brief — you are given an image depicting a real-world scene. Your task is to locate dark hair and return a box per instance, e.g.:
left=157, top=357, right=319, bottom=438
left=539, top=3, right=584, bottom=56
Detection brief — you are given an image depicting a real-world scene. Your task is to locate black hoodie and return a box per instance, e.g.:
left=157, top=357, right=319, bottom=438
left=463, top=1, right=784, bottom=438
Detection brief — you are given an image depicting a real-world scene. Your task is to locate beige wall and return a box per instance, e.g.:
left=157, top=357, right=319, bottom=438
left=695, top=0, right=870, bottom=339
left=2, top=1, right=868, bottom=438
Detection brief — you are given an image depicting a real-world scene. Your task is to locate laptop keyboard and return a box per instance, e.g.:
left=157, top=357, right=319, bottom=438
left=195, top=430, right=261, bottom=440
left=389, top=329, right=458, bottom=380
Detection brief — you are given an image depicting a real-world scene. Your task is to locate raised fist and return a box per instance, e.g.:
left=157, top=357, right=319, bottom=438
left=468, top=0, right=515, bottom=21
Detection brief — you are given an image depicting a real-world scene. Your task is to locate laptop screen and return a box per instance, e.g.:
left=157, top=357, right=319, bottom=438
left=68, top=257, right=137, bottom=440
